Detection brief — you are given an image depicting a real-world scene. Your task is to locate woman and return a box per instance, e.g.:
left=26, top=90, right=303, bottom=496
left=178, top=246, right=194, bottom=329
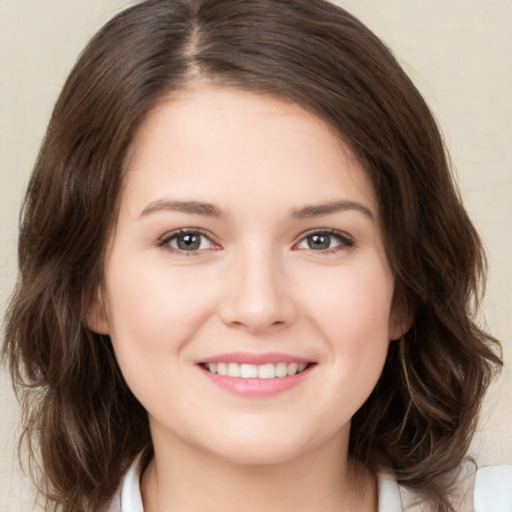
left=3, top=0, right=504, bottom=510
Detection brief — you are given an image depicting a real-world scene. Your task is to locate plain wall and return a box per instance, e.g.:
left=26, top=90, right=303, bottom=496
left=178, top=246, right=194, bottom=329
left=1, top=0, right=511, bottom=509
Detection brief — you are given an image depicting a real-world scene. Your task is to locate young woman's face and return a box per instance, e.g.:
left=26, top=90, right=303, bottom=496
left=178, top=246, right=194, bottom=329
left=92, top=85, right=402, bottom=465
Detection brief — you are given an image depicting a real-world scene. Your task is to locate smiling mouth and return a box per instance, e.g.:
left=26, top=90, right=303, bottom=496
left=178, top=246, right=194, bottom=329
left=199, top=362, right=313, bottom=379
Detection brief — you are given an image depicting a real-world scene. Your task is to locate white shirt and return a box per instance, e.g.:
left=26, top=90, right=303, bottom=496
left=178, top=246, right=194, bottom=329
left=113, top=455, right=512, bottom=512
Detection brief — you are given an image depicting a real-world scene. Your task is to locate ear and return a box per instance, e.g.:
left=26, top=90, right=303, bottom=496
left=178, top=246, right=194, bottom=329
left=86, top=287, right=110, bottom=335
left=388, top=289, right=414, bottom=341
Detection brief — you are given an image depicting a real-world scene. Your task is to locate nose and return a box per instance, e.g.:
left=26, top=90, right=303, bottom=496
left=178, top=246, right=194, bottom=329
left=218, top=244, right=297, bottom=334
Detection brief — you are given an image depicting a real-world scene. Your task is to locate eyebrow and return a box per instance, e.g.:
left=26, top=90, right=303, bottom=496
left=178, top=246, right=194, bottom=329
left=139, top=200, right=223, bottom=218
left=138, top=198, right=373, bottom=220
left=291, top=200, right=374, bottom=220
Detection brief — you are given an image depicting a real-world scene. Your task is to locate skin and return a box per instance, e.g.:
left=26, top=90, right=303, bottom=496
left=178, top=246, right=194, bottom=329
left=90, top=84, right=405, bottom=511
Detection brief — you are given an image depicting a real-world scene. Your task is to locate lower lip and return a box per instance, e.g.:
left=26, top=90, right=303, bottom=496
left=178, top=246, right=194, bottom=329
left=199, top=365, right=314, bottom=397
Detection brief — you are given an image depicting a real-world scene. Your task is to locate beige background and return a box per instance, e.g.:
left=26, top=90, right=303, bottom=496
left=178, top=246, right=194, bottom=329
left=1, top=0, right=511, bottom=509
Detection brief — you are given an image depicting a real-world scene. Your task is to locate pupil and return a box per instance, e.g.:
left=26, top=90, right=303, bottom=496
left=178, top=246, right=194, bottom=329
left=178, top=234, right=200, bottom=250
left=309, top=234, right=330, bottom=250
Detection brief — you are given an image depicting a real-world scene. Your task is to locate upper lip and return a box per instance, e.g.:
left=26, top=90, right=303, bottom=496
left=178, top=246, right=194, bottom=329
left=196, top=352, right=313, bottom=365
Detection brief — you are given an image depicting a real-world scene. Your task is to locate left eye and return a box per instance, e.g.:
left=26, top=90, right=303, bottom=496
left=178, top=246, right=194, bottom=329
left=295, top=231, right=352, bottom=251
left=161, top=231, right=216, bottom=252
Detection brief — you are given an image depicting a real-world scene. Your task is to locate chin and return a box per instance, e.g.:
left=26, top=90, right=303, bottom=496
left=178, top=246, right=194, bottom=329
left=197, top=422, right=338, bottom=467
left=209, top=440, right=308, bottom=467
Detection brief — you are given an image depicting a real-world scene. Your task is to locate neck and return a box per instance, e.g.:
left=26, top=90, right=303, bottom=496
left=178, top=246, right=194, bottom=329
left=141, top=432, right=377, bottom=512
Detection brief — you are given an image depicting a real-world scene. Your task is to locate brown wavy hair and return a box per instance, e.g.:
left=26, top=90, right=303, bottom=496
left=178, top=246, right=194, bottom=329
left=3, top=0, right=502, bottom=510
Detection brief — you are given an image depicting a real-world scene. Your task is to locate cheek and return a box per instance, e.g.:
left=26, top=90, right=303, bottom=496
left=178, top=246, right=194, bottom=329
left=304, top=262, right=394, bottom=338
left=300, top=261, right=393, bottom=387
left=102, top=258, right=221, bottom=415
left=314, top=271, right=393, bottom=411
left=104, top=257, right=217, bottom=360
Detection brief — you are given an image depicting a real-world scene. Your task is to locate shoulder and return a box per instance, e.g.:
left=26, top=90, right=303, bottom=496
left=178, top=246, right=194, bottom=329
left=109, top=456, right=512, bottom=512
left=379, top=461, right=512, bottom=512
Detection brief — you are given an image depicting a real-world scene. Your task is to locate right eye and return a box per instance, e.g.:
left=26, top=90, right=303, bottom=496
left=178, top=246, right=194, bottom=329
left=159, top=229, right=220, bottom=254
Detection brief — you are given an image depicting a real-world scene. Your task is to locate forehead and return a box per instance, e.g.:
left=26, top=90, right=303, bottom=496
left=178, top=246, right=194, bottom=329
left=121, top=84, right=378, bottom=219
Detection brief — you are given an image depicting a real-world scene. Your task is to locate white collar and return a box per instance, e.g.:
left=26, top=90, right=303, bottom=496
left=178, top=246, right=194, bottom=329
left=377, top=472, right=403, bottom=511
left=120, top=453, right=144, bottom=512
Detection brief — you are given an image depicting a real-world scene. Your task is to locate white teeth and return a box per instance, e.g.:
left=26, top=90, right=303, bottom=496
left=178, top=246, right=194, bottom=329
left=287, top=362, right=298, bottom=375
left=240, top=364, right=258, bottom=378
left=227, top=363, right=240, bottom=378
left=275, top=362, right=288, bottom=378
left=204, top=361, right=310, bottom=379
left=258, top=363, right=275, bottom=379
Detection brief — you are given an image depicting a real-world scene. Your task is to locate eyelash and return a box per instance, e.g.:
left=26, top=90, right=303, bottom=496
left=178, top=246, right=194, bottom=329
left=158, top=228, right=354, bottom=255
